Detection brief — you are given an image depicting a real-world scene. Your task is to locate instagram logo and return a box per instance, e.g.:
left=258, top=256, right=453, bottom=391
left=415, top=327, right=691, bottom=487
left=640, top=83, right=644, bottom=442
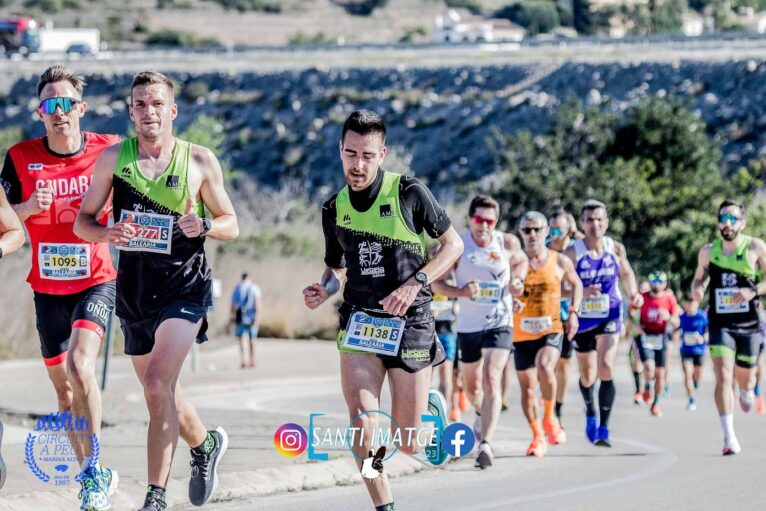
left=273, top=423, right=307, bottom=457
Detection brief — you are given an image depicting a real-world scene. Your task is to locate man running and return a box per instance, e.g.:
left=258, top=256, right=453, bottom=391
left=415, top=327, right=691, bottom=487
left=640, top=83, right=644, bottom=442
left=547, top=208, right=576, bottom=425
left=0, top=65, right=120, bottom=510
left=567, top=200, right=641, bottom=447
left=76, top=71, right=238, bottom=510
left=514, top=211, right=582, bottom=457
left=432, top=194, right=528, bottom=469
left=691, top=199, right=766, bottom=455
left=678, top=296, right=708, bottom=411
left=230, top=272, right=262, bottom=368
left=302, top=110, right=462, bottom=511
left=637, top=271, right=680, bottom=417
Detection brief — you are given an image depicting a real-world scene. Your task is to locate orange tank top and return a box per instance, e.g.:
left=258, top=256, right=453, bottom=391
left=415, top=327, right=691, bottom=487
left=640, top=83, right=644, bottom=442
left=513, top=249, right=563, bottom=342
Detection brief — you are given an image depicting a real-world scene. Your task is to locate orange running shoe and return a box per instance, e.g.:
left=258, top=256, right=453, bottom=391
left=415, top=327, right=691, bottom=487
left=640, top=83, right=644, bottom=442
left=642, top=387, right=653, bottom=405
left=526, top=436, right=548, bottom=458
left=459, top=391, right=470, bottom=412
left=650, top=403, right=663, bottom=417
left=449, top=408, right=460, bottom=422
left=756, top=395, right=765, bottom=414
left=543, top=419, right=567, bottom=445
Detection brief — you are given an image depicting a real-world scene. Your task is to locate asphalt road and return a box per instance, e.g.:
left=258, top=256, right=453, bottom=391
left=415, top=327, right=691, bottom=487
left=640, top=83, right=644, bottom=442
left=203, top=354, right=766, bottom=511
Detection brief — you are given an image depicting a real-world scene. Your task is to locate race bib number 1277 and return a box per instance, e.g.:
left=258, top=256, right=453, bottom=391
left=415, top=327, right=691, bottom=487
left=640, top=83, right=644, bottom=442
left=117, top=210, right=173, bottom=255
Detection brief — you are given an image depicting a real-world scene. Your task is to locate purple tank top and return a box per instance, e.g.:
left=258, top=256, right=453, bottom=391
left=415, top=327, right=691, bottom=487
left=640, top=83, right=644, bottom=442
left=574, top=237, right=622, bottom=332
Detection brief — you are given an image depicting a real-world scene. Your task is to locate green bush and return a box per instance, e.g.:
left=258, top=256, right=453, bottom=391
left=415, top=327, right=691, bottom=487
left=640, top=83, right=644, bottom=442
left=288, top=31, right=335, bottom=45
left=495, top=1, right=560, bottom=36
left=209, top=0, right=281, bottom=13
left=145, top=29, right=221, bottom=47
left=446, top=0, right=482, bottom=15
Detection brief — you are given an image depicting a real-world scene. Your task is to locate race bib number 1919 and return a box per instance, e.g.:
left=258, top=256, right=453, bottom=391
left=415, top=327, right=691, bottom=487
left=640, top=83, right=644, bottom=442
left=116, top=210, right=173, bottom=255
left=579, top=295, right=610, bottom=319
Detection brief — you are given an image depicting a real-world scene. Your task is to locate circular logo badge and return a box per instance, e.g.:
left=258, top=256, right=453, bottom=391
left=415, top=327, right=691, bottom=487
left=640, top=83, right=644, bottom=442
left=273, top=423, right=307, bottom=457
left=441, top=423, right=475, bottom=457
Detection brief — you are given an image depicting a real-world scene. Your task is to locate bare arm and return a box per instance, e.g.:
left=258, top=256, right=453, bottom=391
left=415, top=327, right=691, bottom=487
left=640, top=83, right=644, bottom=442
left=691, top=244, right=711, bottom=302
left=0, top=187, right=24, bottom=257
left=74, top=145, right=121, bottom=243
left=559, top=253, right=583, bottom=312
left=753, top=239, right=766, bottom=296
left=615, top=240, right=641, bottom=307
left=303, top=266, right=347, bottom=310
left=505, top=233, right=528, bottom=297
left=186, top=145, right=238, bottom=241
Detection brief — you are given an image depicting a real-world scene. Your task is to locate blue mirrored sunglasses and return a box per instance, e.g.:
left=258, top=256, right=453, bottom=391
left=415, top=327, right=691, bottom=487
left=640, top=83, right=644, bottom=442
left=39, top=97, right=80, bottom=115
left=549, top=227, right=564, bottom=238
left=718, top=213, right=741, bottom=225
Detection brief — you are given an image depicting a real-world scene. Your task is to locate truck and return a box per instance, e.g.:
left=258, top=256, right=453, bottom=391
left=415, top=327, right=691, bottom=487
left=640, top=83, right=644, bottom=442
left=0, top=17, right=100, bottom=55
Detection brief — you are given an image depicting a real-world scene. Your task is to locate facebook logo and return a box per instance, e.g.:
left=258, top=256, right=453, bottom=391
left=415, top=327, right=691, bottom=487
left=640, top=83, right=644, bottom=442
left=441, top=423, right=475, bottom=457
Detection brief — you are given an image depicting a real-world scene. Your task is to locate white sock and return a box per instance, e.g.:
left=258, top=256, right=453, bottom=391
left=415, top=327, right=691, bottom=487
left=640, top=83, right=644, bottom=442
left=719, top=414, right=735, bottom=442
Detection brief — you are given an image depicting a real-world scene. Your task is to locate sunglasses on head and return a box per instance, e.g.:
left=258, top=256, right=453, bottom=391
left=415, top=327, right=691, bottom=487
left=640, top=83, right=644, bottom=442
left=718, top=213, right=741, bottom=225
left=471, top=215, right=496, bottom=227
left=520, top=226, right=545, bottom=235
left=39, top=97, right=81, bottom=115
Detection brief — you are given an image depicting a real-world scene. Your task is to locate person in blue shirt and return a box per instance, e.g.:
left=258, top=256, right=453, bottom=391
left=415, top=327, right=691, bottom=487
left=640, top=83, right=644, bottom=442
left=678, top=296, right=708, bottom=410
left=230, top=273, right=262, bottom=368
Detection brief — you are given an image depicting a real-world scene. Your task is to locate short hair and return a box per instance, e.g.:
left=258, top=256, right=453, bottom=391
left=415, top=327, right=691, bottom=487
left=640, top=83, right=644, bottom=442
left=241, top=272, right=249, bottom=280
left=468, top=194, right=499, bottom=218
left=549, top=208, right=570, bottom=227
left=341, top=110, right=386, bottom=145
left=520, top=211, right=548, bottom=227
left=581, top=199, right=607, bottom=217
left=131, top=71, right=175, bottom=99
left=719, top=199, right=746, bottom=218
left=37, top=65, right=85, bottom=98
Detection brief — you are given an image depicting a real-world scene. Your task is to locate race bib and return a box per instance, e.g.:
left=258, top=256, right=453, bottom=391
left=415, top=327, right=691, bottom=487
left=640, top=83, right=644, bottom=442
left=642, top=333, right=665, bottom=350
left=683, top=332, right=704, bottom=346
left=474, top=281, right=502, bottom=304
left=342, top=311, right=404, bottom=356
left=521, top=316, right=553, bottom=335
left=38, top=243, right=91, bottom=280
left=116, top=210, right=173, bottom=255
left=715, top=289, right=749, bottom=314
left=579, top=295, right=610, bottom=319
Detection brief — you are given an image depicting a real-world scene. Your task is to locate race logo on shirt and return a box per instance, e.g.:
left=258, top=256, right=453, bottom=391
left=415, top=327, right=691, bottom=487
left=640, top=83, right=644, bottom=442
left=359, top=241, right=384, bottom=277
left=343, top=214, right=351, bottom=225
left=166, top=175, right=179, bottom=188
left=379, top=204, right=392, bottom=218
left=722, top=272, right=738, bottom=288
left=27, top=163, right=43, bottom=171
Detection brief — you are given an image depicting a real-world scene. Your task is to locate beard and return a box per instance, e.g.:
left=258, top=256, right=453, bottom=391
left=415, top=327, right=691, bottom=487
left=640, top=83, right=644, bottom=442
left=720, top=227, right=739, bottom=241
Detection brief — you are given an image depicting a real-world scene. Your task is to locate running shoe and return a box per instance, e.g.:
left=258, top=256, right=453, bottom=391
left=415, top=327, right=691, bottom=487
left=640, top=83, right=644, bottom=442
left=687, top=397, right=697, bottom=411
left=501, top=400, right=510, bottom=412
left=594, top=425, right=611, bottom=448
left=585, top=413, right=598, bottom=443
left=474, top=441, right=494, bottom=469
left=756, top=395, right=765, bottom=414
left=449, top=408, right=461, bottom=422
left=722, top=437, right=742, bottom=456
left=473, top=415, right=482, bottom=443
left=739, top=390, right=755, bottom=413
left=459, top=391, right=470, bottom=412
left=97, top=466, right=119, bottom=496
left=189, top=427, right=229, bottom=506
left=650, top=403, right=663, bottom=417
left=543, top=419, right=567, bottom=445
left=425, top=390, right=449, bottom=466
left=642, top=387, right=653, bottom=405
left=525, top=436, right=548, bottom=458
left=139, top=488, right=167, bottom=511
left=0, top=420, right=6, bottom=490
left=78, top=467, right=111, bottom=511
left=633, top=391, right=642, bottom=405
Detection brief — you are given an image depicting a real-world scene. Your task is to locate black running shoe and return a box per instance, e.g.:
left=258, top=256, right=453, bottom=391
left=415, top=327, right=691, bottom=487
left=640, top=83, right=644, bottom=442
left=138, top=489, right=166, bottom=511
left=189, top=427, right=229, bottom=506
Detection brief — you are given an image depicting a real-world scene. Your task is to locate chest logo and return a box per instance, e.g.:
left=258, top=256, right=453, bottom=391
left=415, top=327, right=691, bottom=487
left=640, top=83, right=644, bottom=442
left=342, top=213, right=351, bottom=225
left=722, top=272, right=738, bottom=288
left=27, top=163, right=43, bottom=171
left=166, top=175, right=179, bottom=188
left=120, top=166, right=131, bottom=176
left=359, top=241, right=385, bottom=278
left=379, top=204, right=392, bottom=218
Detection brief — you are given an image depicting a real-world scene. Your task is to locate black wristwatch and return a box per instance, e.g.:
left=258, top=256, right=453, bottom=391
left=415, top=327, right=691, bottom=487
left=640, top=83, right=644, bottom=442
left=414, top=271, right=428, bottom=287
left=201, top=218, right=212, bottom=237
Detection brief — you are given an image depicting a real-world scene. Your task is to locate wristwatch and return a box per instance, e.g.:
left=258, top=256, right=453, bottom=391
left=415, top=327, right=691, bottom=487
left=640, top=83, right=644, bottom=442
left=201, top=218, right=212, bottom=237
left=414, top=271, right=428, bottom=287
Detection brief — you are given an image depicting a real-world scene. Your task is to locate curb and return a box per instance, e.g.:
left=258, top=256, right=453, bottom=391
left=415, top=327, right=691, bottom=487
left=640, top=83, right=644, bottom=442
left=0, top=453, right=431, bottom=510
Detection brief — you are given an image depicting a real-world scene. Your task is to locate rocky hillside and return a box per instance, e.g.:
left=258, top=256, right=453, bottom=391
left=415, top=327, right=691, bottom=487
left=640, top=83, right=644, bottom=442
left=2, top=59, right=765, bottom=199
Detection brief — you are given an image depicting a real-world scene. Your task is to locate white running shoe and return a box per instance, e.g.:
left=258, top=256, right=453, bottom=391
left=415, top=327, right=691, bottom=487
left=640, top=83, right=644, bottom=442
left=722, top=437, right=742, bottom=456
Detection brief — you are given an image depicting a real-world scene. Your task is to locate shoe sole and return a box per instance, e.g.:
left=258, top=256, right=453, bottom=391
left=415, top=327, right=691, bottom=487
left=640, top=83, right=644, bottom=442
left=594, top=440, right=611, bottom=448
left=191, top=427, right=229, bottom=506
left=722, top=448, right=740, bottom=456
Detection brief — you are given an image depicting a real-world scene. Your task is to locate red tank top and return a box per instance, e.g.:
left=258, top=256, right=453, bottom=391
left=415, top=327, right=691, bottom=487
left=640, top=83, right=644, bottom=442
left=8, top=132, right=119, bottom=294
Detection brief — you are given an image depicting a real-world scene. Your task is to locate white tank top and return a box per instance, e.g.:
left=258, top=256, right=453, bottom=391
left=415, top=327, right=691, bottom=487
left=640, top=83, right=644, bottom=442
left=455, top=229, right=513, bottom=333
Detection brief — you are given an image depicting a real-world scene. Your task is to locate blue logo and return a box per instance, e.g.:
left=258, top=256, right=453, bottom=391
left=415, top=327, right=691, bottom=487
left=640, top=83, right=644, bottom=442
left=441, top=423, right=475, bottom=457
left=25, top=411, right=98, bottom=487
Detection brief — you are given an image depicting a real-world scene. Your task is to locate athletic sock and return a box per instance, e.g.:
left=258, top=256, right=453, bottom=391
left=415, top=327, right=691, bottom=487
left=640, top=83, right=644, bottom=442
left=755, top=384, right=761, bottom=397
left=693, top=379, right=699, bottom=390
left=147, top=484, right=166, bottom=502
left=644, top=381, right=652, bottom=391
left=598, top=380, right=616, bottom=428
left=579, top=381, right=596, bottom=416
left=555, top=401, right=563, bottom=419
left=543, top=399, right=555, bottom=422
left=720, top=414, right=735, bottom=441
left=633, top=371, right=641, bottom=393
left=376, top=502, right=395, bottom=511
left=192, top=432, right=215, bottom=456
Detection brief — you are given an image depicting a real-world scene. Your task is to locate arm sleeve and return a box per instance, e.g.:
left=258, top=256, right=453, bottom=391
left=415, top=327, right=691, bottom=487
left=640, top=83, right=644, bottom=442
left=0, top=152, right=21, bottom=205
left=322, top=195, right=345, bottom=269
left=399, top=176, right=451, bottom=238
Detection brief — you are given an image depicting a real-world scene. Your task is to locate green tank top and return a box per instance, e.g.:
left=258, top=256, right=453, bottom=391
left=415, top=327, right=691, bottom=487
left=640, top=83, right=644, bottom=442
left=334, top=171, right=429, bottom=313
left=708, top=235, right=763, bottom=332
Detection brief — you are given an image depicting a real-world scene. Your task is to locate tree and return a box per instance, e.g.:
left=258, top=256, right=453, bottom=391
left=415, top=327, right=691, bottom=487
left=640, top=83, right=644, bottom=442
left=573, top=0, right=597, bottom=35
left=495, top=1, right=561, bottom=36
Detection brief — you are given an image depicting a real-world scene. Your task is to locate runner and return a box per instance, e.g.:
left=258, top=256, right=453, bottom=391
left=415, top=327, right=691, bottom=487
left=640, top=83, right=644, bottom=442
left=678, top=295, right=708, bottom=411
left=637, top=271, right=680, bottom=417
left=302, top=110, right=462, bottom=511
left=0, top=187, right=24, bottom=258
left=432, top=194, right=528, bottom=469
left=547, top=208, right=577, bottom=425
left=567, top=200, right=641, bottom=447
left=75, top=71, right=238, bottom=509
left=0, top=65, right=120, bottom=510
left=629, top=279, right=650, bottom=404
left=230, top=272, right=262, bottom=369
left=428, top=244, right=462, bottom=421
left=691, top=199, right=766, bottom=455
left=514, top=211, right=582, bottom=457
